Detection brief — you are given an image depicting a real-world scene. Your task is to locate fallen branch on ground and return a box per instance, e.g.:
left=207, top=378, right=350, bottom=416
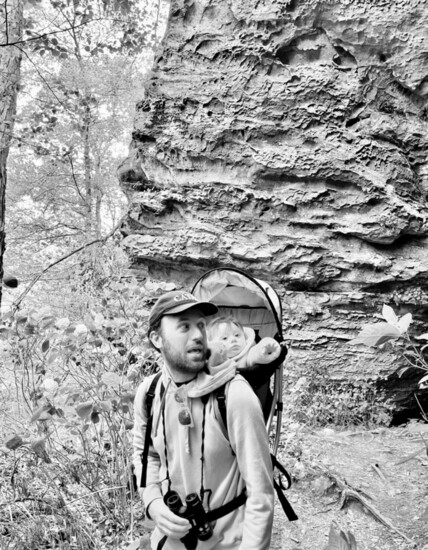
left=323, top=470, right=416, bottom=546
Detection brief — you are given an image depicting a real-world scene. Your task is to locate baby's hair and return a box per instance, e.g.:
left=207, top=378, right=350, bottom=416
left=207, top=316, right=244, bottom=341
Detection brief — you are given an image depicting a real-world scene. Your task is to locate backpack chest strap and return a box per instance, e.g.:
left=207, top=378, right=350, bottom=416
left=205, top=489, right=247, bottom=522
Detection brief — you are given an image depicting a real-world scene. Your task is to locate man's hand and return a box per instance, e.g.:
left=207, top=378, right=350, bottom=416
left=148, top=498, right=191, bottom=539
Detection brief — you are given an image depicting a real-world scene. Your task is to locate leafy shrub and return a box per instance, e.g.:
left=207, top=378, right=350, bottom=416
left=284, top=364, right=393, bottom=428
left=350, top=304, right=428, bottom=419
left=0, top=267, right=175, bottom=549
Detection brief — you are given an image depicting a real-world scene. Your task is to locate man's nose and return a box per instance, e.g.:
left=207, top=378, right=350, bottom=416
left=190, top=324, right=204, bottom=340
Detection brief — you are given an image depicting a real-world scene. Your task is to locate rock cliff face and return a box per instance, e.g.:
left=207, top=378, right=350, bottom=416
left=119, top=0, right=428, bottom=415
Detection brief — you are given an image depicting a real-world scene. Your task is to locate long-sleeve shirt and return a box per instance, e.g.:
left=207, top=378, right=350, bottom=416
left=133, top=369, right=274, bottom=550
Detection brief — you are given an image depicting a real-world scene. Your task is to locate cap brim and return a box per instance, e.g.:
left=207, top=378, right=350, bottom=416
left=165, top=301, right=218, bottom=317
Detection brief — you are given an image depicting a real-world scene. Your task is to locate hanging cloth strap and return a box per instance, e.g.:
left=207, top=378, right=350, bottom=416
left=271, top=454, right=298, bottom=521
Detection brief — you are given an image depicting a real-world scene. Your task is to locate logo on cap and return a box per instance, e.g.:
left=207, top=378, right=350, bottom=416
left=174, top=292, right=195, bottom=302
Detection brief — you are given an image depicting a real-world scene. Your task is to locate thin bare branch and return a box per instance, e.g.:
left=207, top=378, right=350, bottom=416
left=0, top=18, right=106, bottom=47
left=66, top=153, right=87, bottom=204
left=10, top=216, right=126, bottom=313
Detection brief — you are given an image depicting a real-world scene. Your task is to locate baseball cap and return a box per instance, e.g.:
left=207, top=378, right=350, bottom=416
left=148, top=290, right=218, bottom=332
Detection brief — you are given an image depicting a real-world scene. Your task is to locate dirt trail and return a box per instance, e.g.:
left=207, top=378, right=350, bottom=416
left=271, top=422, right=428, bottom=550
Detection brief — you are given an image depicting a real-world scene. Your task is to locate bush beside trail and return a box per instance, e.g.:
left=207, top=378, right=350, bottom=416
left=0, top=271, right=176, bottom=549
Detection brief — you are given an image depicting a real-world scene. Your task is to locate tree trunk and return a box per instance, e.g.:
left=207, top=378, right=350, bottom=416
left=82, top=101, right=93, bottom=238
left=0, top=0, right=23, bottom=309
left=119, top=0, right=428, bottom=416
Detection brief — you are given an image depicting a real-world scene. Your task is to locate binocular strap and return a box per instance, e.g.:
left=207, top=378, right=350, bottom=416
left=155, top=490, right=247, bottom=550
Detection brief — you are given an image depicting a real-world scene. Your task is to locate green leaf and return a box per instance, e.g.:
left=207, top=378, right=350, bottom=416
left=76, top=402, right=93, bottom=420
left=55, top=317, right=70, bottom=330
left=83, top=314, right=97, bottom=331
left=40, top=315, right=55, bottom=329
left=397, top=366, right=410, bottom=378
left=121, top=391, right=135, bottom=404
left=31, top=438, right=51, bottom=463
left=419, top=374, right=428, bottom=388
left=30, top=405, right=51, bottom=422
left=36, top=411, right=53, bottom=421
left=16, top=315, right=28, bottom=325
left=5, top=434, right=25, bottom=450
left=325, top=523, right=356, bottom=550
left=398, top=313, right=412, bottom=333
left=42, top=378, right=58, bottom=396
left=0, top=326, right=12, bottom=339
left=101, top=372, right=122, bottom=387
left=91, top=338, right=103, bottom=347
left=24, top=323, right=37, bottom=335
left=42, top=339, right=50, bottom=352
left=382, top=304, right=398, bottom=325
left=1, top=310, right=13, bottom=321
left=99, top=400, right=113, bottom=412
left=349, top=323, right=401, bottom=347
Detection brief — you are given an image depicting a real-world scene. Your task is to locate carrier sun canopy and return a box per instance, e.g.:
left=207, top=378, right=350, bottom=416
left=192, top=269, right=283, bottom=341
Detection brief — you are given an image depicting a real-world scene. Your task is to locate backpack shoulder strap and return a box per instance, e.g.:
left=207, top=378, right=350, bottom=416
left=215, top=383, right=228, bottom=433
left=140, top=371, right=163, bottom=488
left=145, top=371, right=162, bottom=418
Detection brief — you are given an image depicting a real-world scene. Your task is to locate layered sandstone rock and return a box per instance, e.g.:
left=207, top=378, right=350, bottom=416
left=119, top=0, right=428, bottom=415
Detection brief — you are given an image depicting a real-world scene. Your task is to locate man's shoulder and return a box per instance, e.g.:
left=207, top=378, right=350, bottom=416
left=135, top=371, right=162, bottom=401
left=225, top=373, right=257, bottom=403
left=227, top=372, right=251, bottom=388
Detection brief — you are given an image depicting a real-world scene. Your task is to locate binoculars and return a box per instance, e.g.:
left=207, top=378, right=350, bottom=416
left=165, top=491, right=213, bottom=550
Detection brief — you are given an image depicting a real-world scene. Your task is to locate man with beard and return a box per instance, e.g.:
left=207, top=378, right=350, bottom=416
left=133, top=291, right=274, bottom=550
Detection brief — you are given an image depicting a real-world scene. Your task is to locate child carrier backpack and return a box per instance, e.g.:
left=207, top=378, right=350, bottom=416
left=192, top=267, right=286, bottom=455
left=192, top=267, right=297, bottom=521
left=140, top=268, right=298, bottom=522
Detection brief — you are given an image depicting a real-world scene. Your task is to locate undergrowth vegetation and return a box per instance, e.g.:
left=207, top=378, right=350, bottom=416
left=0, top=246, right=175, bottom=549
left=283, top=365, right=394, bottom=428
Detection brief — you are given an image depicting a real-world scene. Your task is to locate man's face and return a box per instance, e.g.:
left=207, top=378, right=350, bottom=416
left=152, top=308, right=208, bottom=380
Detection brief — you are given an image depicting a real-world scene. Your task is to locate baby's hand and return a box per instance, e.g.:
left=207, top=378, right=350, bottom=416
left=258, top=338, right=281, bottom=364
left=208, top=340, right=228, bottom=366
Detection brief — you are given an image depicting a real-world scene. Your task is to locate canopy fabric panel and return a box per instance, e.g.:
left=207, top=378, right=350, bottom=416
left=192, top=269, right=282, bottom=340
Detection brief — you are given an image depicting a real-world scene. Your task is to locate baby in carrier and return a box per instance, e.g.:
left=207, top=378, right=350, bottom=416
left=207, top=316, right=281, bottom=375
left=189, top=316, right=283, bottom=404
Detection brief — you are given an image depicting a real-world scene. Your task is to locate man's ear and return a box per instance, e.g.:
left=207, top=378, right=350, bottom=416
left=149, top=329, right=163, bottom=351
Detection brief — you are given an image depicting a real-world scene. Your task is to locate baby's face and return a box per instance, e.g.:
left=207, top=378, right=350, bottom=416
left=214, top=323, right=246, bottom=358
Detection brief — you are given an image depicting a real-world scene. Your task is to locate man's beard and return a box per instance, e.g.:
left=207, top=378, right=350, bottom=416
left=162, top=339, right=207, bottom=375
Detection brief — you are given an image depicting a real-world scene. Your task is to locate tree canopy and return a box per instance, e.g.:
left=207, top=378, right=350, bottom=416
left=1, top=0, right=169, bottom=312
